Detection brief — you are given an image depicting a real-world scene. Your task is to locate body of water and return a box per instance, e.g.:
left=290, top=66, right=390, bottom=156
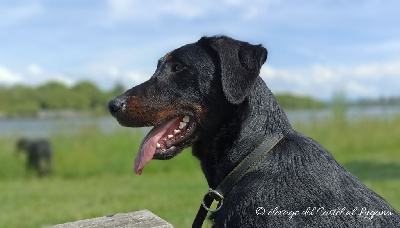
left=1, top=106, right=399, bottom=138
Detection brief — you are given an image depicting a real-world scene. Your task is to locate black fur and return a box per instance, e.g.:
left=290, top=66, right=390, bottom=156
left=16, top=138, right=53, bottom=177
left=109, top=36, right=400, bottom=227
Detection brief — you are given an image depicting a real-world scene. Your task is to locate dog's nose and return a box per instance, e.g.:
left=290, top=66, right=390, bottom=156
left=108, top=98, right=126, bottom=117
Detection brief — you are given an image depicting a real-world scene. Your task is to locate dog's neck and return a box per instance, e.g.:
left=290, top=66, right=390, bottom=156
left=193, top=78, right=292, bottom=188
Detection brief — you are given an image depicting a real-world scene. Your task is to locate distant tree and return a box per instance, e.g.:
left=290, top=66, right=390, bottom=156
left=0, top=85, right=40, bottom=116
left=38, top=81, right=73, bottom=110
left=72, top=81, right=104, bottom=110
left=275, top=93, right=325, bottom=110
left=0, top=80, right=336, bottom=118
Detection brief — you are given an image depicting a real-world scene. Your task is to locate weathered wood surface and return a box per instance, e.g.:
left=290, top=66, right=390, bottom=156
left=52, top=210, right=173, bottom=228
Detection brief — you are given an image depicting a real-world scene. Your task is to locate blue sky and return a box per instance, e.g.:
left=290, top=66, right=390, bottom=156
left=0, top=0, right=399, bottom=100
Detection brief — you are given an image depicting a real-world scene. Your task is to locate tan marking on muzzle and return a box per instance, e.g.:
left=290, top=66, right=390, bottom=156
left=125, top=96, right=180, bottom=125
left=125, top=96, right=209, bottom=126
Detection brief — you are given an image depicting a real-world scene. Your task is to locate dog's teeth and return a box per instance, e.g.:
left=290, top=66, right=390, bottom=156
left=174, top=129, right=181, bottom=135
left=156, top=143, right=161, bottom=148
left=179, top=122, right=187, bottom=129
left=183, top=116, right=190, bottom=123
left=168, top=134, right=173, bottom=139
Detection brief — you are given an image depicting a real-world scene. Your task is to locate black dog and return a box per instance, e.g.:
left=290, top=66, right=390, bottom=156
left=108, top=36, right=400, bottom=227
left=16, top=138, right=53, bottom=177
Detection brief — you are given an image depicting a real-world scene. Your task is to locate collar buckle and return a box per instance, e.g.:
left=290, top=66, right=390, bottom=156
left=201, top=188, right=224, bottom=212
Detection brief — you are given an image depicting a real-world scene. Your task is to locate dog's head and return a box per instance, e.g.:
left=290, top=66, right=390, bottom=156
left=108, top=36, right=267, bottom=174
left=16, top=138, right=30, bottom=153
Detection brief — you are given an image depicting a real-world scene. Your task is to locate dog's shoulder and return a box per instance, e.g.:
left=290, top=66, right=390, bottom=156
left=212, top=131, right=400, bottom=227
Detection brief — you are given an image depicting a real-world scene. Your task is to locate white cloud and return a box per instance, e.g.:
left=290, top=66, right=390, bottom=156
left=27, top=63, right=43, bottom=76
left=53, top=74, right=75, bottom=87
left=125, top=71, right=147, bottom=85
left=107, top=69, right=149, bottom=87
left=311, top=65, right=339, bottom=83
left=346, top=81, right=378, bottom=98
left=261, top=66, right=306, bottom=86
left=261, top=60, right=400, bottom=100
left=351, top=61, right=400, bottom=79
left=80, top=62, right=151, bottom=89
left=25, top=63, right=61, bottom=85
left=108, top=67, right=120, bottom=80
left=103, top=65, right=148, bottom=85
left=0, top=65, right=22, bottom=85
left=0, top=64, right=77, bottom=87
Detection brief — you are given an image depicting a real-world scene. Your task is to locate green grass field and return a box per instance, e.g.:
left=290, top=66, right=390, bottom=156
left=0, top=116, right=399, bottom=227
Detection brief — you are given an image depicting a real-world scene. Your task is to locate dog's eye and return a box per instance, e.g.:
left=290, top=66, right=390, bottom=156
left=172, top=64, right=184, bottom=72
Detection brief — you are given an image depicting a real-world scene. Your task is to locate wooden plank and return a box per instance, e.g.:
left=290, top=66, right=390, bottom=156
left=52, top=210, right=173, bottom=228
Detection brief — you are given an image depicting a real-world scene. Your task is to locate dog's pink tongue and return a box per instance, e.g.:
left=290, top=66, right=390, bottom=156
left=134, top=117, right=180, bottom=175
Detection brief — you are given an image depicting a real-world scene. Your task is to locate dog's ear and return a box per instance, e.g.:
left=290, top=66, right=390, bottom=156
left=208, top=36, right=268, bottom=104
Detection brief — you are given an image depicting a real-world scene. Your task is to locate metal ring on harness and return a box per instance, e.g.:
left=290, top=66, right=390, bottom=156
left=201, top=188, right=224, bottom=212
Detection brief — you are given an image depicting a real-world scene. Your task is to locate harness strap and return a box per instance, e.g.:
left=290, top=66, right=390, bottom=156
left=192, top=132, right=285, bottom=228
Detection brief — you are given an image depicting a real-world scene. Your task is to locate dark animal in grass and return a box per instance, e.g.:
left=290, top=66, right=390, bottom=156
left=16, top=138, right=53, bottom=177
left=108, top=36, right=400, bottom=227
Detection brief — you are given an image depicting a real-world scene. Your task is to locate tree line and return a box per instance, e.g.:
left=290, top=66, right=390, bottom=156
left=275, top=93, right=325, bottom=110
left=0, top=81, right=327, bottom=118
left=0, top=81, right=125, bottom=117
